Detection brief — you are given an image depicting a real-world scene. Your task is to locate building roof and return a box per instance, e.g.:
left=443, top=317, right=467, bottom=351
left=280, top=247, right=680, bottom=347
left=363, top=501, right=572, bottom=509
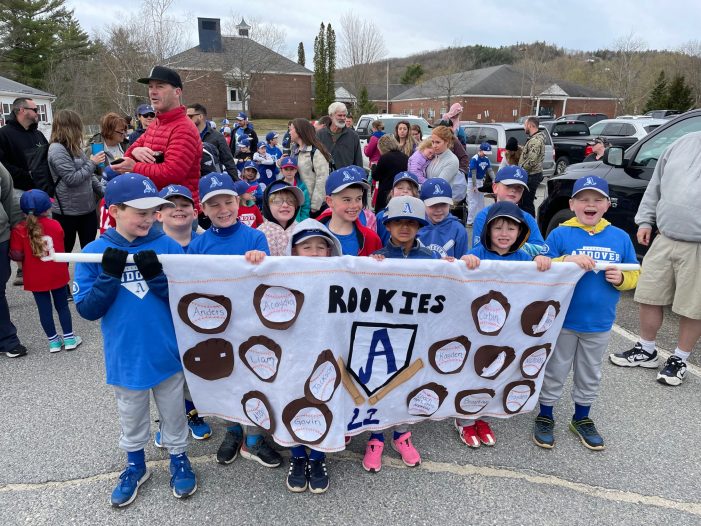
left=0, top=76, right=54, bottom=98
left=325, top=82, right=407, bottom=101
left=168, top=36, right=313, bottom=76
left=392, top=64, right=615, bottom=101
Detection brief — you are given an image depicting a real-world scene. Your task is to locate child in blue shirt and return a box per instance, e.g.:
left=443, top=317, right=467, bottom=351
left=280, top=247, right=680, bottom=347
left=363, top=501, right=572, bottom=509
left=187, top=172, right=278, bottom=468
left=265, top=131, right=283, bottom=178
left=472, top=165, right=546, bottom=257
left=417, top=178, right=468, bottom=257
left=254, top=140, right=277, bottom=188
left=533, top=176, right=638, bottom=452
left=467, top=142, right=496, bottom=225
left=375, top=171, right=421, bottom=246
left=239, top=161, right=266, bottom=210
left=73, top=174, right=196, bottom=507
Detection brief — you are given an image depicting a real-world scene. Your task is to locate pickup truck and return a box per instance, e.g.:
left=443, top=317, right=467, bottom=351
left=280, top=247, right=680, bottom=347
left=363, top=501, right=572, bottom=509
left=542, top=120, right=640, bottom=175
left=537, top=109, right=701, bottom=258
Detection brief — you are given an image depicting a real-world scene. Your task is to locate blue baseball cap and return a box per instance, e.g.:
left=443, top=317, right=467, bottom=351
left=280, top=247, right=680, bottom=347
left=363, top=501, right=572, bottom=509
left=136, top=104, right=154, bottom=116
left=280, top=157, right=297, bottom=169
left=233, top=180, right=258, bottom=196
left=383, top=196, right=428, bottom=227
left=572, top=175, right=609, bottom=199
left=325, top=167, right=370, bottom=195
left=236, top=112, right=247, bottom=120
left=393, top=171, right=420, bottom=189
left=199, top=172, right=238, bottom=204
left=102, top=164, right=119, bottom=182
left=495, top=165, right=528, bottom=189
left=265, top=131, right=279, bottom=142
left=221, top=118, right=230, bottom=125
left=238, top=136, right=251, bottom=147
left=257, top=141, right=267, bottom=149
left=105, top=173, right=173, bottom=209
left=420, top=178, right=453, bottom=206
left=20, top=189, right=52, bottom=215
left=242, top=160, right=258, bottom=173
left=159, top=184, right=194, bottom=204
left=480, top=142, right=492, bottom=152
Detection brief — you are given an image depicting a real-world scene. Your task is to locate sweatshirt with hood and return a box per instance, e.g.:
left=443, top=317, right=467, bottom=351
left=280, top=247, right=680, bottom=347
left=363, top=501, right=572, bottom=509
left=257, top=179, right=302, bottom=256
left=466, top=201, right=531, bottom=261
left=284, top=218, right=343, bottom=256
left=472, top=204, right=545, bottom=257
left=545, top=217, right=638, bottom=332
left=0, top=112, right=48, bottom=190
left=418, top=213, right=468, bottom=257
left=373, top=238, right=439, bottom=260
left=73, top=227, right=184, bottom=390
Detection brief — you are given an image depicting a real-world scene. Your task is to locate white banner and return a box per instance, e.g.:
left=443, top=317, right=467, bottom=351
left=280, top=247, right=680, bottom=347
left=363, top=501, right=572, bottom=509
left=163, top=256, right=584, bottom=452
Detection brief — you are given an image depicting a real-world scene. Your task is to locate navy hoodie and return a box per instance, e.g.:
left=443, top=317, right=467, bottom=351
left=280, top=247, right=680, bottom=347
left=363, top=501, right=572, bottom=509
left=466, top=202, right=531, bottom=261
left=417, top=214, right=468, bottom=257
left=74, top=228, right=184, bottom=390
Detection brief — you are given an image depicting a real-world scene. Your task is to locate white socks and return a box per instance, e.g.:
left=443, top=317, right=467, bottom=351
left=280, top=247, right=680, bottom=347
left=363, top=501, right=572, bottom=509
left=674, top=348, right=691, bottom=363
left=639, top=339, right=656, bottom=353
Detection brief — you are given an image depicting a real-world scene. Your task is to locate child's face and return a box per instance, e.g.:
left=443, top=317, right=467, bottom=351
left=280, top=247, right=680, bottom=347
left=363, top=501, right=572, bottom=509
left=569, top=189, right=610, bottom=226
left=292, top=237, right=332, bottom=257
left=110, top=205, right=159, bottom=242
left=489, top=218, right=520, bottom=254
left=202, top=194, right=240, bottom=228
left=422, top=147, right=435, bottom=160
left=392, top=181, right=417, bottom=198
left=426, top=203, right=450, bottom=224
left=258, top=146, right=266, bottom=154
left=157, top=196, right=196, bottom=229
left=269, top=190, right=297, bottom=223
left=242, top=169, right=257, bottom=181
left=270, top=138, right=278, bottom=147
left=494, top=183, right=525, bottom=204
left=479, top=150, right=487, bottom=157
left=325, top=186, right=364, bottom=223
left=281, top=166, right=297, bottom=179
left=387, top=219, right=420, bottom=245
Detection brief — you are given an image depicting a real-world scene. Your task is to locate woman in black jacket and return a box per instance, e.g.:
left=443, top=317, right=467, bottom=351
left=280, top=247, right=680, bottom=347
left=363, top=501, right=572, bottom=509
left=373, top=135, right=408, bottom=211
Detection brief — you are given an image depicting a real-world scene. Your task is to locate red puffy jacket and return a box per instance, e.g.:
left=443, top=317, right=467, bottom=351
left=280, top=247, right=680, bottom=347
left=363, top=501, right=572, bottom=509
left=316, top=208, right=382, bottom=256
left=125, top=105, right=202, bottom=209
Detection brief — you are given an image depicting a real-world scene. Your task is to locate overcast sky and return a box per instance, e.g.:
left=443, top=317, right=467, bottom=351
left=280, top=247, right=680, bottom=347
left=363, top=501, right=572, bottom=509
left=66, top=0, right=700, bottom=63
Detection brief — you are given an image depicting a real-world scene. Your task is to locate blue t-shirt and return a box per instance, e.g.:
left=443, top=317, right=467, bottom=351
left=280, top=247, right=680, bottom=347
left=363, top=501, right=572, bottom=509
left=187, top=221, right=270, bottom=255
left=335, top=227, right=360, bottom=256
left=545, top=222, right=637, bottom=332
left=469, top=154, right=492, bottom=180
left=472, top=204, right=545, bottom=257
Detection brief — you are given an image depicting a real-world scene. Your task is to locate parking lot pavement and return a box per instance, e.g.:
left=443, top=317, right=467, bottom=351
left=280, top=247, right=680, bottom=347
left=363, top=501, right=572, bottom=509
left=2, top=263, right=701, bottom=526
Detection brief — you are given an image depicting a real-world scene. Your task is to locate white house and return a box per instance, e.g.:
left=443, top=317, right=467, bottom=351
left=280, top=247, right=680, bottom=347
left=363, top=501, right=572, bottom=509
left=0, top=76, right=55, bottom=135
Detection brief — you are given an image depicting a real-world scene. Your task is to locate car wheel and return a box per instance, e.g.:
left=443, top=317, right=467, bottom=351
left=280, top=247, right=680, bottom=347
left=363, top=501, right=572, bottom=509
left=555, top=157, right=569, bottom=175
left=546, top=209, right=575, bottom=237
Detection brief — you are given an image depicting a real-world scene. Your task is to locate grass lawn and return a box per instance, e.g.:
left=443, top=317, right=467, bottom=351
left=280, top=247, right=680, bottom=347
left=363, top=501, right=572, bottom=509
left=211, top=118, right=290, bottom=136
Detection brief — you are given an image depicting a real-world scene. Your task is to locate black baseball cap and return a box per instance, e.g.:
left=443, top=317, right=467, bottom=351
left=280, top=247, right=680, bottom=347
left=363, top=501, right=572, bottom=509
left=137, top=66, right=183, bottom=89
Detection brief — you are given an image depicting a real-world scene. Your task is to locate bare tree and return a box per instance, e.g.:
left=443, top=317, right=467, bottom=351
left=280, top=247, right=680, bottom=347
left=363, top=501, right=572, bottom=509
left=338, top=12, right=386, bottom=97
left=516, top=43, right=555, bottom=117
left=677, top=40, right=701, bottom=107
left=419, top=47, right=474, bottom=116
left=142, top=0, right=188, bottom=63
left=607, top=32, right=648, bottom=114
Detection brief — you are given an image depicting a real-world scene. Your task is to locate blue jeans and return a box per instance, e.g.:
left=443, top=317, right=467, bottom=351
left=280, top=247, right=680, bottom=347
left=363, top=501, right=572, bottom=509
left=0, top=241, right=20, bottom=352
left=32, top=286, right=72, bottom=338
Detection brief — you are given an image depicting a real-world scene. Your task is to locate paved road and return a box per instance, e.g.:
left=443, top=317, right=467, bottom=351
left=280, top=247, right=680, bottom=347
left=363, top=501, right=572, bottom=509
left=1, top=256, right=700, bottom=526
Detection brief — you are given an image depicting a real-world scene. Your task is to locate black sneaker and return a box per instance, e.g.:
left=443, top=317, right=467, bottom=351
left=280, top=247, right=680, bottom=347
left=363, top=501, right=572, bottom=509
left=216, top=430, right=243, bottom=465
left=240, top=436, right=282, bottom=468
left=569, top=418, right=605, bottom=450
left=2, top=344, right=28, bottom=358
left=609, top=342, right=658, bottom=368
left=12, top=268, right=23, bottom=286
left=308, top=458, right=329, bottom=494
left=286, top=456, right=308, bottom=493
left=532, top=415, right=555, bottom=449
left=657, top=356, right=687, bottom=386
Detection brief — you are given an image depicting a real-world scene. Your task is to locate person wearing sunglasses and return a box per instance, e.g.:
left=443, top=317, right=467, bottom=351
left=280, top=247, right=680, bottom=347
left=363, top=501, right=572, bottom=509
left=127, top=104, right=156, bottom=147
left=87, top=112, right=127, bottom=168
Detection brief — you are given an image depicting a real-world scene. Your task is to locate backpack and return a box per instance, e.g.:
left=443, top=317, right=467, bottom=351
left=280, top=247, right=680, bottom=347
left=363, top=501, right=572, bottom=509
left=26, top=143, right=57, bottom=196
left=309, top=145, right=336, bottom=173
left=201, top=142, right=221, bottom=176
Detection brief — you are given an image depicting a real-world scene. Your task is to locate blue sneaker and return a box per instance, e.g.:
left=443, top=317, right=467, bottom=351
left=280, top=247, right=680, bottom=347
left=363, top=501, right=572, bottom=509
left=110, top=463, right=150, bottom=507
left=569, top=417, right=605, bottom=451
left=533, top=416, right=555, bottom=449
left=170, top=453, right=197, bottom=498
left=187, top=410, right=212, bottom=440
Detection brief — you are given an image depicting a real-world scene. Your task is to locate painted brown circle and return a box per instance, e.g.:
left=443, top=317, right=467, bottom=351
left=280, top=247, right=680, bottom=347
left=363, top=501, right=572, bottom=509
left=502, top=380, right=535, bottom=414
left=520, top=344, right=552, bottom=379
left=241, top=390, right=275, bottom=434
left=454, top=388, right=496, bottom=415
left=304, top=349, right=341, bottom=404
left=473, top=345, right=515, bottom=379
left=471, top=290, right=511, bottom=336
left=406, top=382, right=448, bottom=416
left=177, top=293, right=232, bottom=334
left=521, top=300, right=561, bottom=337
left=239, top=335, right=282, bottom=383
left=183, top=338, right=234, bottom=381
left=253, top=284, right=305, bottom=330
left=282, top=398, right=333, bottom=446
left=428, top=336, right=471, bottom=374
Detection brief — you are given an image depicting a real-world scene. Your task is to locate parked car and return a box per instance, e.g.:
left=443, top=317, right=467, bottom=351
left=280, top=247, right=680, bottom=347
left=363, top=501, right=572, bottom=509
left=588, top=118, right=667, bottom=143
left=355, top=114, right=432, bottom=168
left=644, top=109, right=683, bottom=119
left=541, top=120, right=590, bottom=175
left=460, top=122, right=556, bottom=178
left=537, top=109, right=701, bottom=258
left=555, top=113, right=608, bottom=127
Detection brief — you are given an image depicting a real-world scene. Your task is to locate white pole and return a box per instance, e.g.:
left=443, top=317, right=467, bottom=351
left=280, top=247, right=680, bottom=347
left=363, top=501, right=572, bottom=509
left=386, top=60, right=389, bottom=113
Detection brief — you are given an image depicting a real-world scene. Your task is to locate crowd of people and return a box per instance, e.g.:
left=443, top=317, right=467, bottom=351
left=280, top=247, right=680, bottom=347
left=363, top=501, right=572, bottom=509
left=0, top=65, right=698, bottom=507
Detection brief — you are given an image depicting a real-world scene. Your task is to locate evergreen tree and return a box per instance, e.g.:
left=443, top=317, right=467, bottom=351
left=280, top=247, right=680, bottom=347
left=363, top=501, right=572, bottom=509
left=326, top=23, right=336, bottom=110
left=644, top=71, right=668, bottom=112
left=400, top=64, right=424, bottom=85
left=666, top=74, right=694, bottom=111
left=356, top=86, right=377, bottom=114
left=313, top=23, right=328, bottom=116
left=297, top=42, right=305, bottom=67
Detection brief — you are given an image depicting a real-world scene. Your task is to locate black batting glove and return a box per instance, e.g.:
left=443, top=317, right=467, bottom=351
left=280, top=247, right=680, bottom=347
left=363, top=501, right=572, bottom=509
left=101, top=247, right=128, bottom=278
left=133, top=250, right=162, bottom=281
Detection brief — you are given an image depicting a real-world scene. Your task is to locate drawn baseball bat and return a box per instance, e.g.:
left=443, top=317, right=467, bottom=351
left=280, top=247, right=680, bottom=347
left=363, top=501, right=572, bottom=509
left=368, top=358, right=425, bottom=406
left=337, top=356, right=365, bottom=406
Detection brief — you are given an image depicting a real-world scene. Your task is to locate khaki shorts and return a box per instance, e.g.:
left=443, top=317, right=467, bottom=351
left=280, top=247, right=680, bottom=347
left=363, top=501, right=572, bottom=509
left=635, top=234, right=701, bottom=319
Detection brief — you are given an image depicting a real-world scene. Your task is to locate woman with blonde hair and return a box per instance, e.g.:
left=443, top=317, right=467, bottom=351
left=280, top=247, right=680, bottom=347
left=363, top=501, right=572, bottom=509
left=48, top=109, right=104, bottom=252
left=426, top=126, right=465, bottom=203
left=393, top=120, right=417, bottom=157
left=373, top=135, right=408, bottom=211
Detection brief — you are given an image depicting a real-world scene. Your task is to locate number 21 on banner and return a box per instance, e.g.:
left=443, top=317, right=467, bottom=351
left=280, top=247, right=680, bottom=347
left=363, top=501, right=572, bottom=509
left=347, top=408, right=380, bottom=431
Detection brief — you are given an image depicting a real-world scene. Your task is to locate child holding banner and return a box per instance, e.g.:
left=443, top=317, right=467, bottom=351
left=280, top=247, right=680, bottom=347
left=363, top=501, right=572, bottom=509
left=533, top=176, right=638, bottom=451
left=417, top=178, right=468, bottom=258
left=186, top=172, right=279, bottom=468
left=73, top=174, right=197, bottom=507
left=461, top=201, right=551, bottom=448
left=283, top=218, right=343, bottom=494
left=375, top=171, right=421, bottom=246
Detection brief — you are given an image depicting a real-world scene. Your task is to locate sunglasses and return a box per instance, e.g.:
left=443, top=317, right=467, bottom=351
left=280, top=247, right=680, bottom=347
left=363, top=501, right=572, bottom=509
left=187, top=113, right=202, bottom=120
left=141, top=112, right=156, bottom=119
left=23, top=107, right=39, bottom=113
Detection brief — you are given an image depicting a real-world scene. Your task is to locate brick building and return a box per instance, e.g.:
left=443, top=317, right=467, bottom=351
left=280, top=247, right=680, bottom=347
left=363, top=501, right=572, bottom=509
left=388, top=64, right=617, bottom=122
left=167, top=18, right=313, bottom=119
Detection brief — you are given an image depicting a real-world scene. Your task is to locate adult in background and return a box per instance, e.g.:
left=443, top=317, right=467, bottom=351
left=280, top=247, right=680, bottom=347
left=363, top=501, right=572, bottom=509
left=410, top=124, right=422, bottom=143
left=426, top=126, right=465, bottom=205
left=317, top=102, right=363, bottom=169
left=127, top=104, right=155, bottom=146
left=610, top=132, right=701, bottom=386
left=233, top=112, right=259, bottom=154
left=0, top=97, right=49, bottom=285
left=112, top=66, right=202, bottom=206
left=187, top=103, right=239, bottom=178
left=87, top=112, right=127, bottom=165
left=583, top=137, right=609, bottom=162
left=290, top=118, right=333, bottom=215
left=364, top=120, right=385, bottom=170
left=48, top=109, right=104, bottom=252
left=441, top=103, right=467, bottom=146
left=373, top=135, right=408, bottom=211
left=518, top=116, right=546, bottom=217
left=393, top=120, right=417, bottom=158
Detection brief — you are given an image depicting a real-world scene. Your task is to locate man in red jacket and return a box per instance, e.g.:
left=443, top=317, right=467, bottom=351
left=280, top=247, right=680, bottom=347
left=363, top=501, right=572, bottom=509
left=113, top=66, right=202, bottom=208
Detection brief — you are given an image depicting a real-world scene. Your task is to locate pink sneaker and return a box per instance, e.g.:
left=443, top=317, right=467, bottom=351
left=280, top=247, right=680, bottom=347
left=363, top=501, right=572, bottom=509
left=345, top=435, right=352, bottom=446
left=475, top=419, right=495, bottom=446
left=455, top=420, right=480, bottom=448
left=392, top=432, right=421, bottom=467
left=362, top=438, right=384, bottom=473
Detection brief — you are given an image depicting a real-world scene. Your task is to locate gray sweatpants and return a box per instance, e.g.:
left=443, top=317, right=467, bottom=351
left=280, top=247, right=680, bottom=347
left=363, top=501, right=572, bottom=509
left=113, top=371, right=188, bottom=455
left=539, top=328, right=611, bottom=407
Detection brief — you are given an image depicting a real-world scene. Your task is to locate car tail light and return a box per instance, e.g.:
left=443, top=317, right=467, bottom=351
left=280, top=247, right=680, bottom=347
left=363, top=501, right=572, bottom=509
left=584, top=145, right=593, bottom=156
left=496, top=147, right=505, bottom=162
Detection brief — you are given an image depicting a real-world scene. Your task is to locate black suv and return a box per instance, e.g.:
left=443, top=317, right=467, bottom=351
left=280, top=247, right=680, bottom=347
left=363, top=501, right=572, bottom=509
left=555, top=113, right=608, bottom=128
left=537, top=109, right=701, bottom=258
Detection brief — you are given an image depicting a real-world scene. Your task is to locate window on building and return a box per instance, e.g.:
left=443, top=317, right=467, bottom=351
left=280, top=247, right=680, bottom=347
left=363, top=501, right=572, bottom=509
left=428, top=108, right=435, bottom=119
left=229, top=89, right=241, bottom=102
left=440, top=106, right=447, bottom=116
left=400, top=109, right=409, bottom=116
left=418, top=108, right=424, bottom=118
left=37, top=104, right=47, bottom=122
